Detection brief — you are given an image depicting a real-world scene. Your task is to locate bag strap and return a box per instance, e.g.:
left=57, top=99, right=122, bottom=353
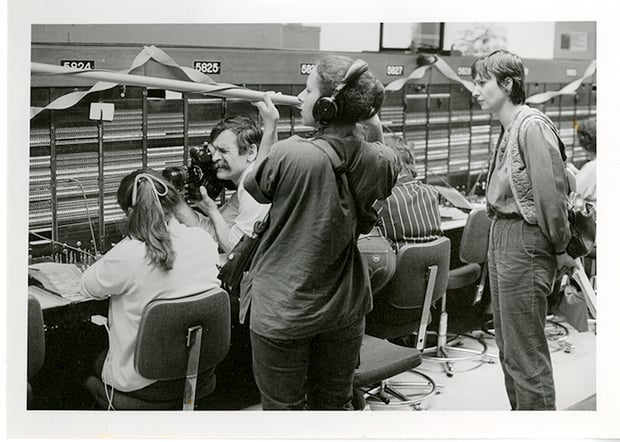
left=307, top=138, right=358, bottom=234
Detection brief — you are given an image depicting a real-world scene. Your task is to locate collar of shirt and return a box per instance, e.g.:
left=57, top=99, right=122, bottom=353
left=238, top=161, right=257, bottom=194
left=396, top=173, right=419, bottom=186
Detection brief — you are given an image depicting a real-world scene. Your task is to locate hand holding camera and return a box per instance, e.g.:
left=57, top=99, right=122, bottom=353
left=192, top=185, right=219, bottom=217
left=163, top=145, right=229, bottom=201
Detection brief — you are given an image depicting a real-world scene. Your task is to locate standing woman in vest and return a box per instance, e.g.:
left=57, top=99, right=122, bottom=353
left=471, top=50, right=575, bottom=410
left=241, top=55, right=399, bottom=409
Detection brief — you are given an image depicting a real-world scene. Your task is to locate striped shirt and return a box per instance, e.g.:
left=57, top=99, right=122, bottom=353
left=374, top=175, right=442, bottom=251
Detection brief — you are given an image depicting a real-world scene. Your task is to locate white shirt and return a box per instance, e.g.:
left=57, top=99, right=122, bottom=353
left=198, top=162, right=271, bottom=247
left=80, top=218, right=221, bottom=392
left=576, top=159, right=596, bottom=204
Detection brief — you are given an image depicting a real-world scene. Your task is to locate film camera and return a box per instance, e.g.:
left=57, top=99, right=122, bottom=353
left=163, top=144, right=230, bottom=201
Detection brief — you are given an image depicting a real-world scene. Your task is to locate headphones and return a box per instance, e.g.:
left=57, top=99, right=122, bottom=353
left=312, top=59, right=369, bottom=125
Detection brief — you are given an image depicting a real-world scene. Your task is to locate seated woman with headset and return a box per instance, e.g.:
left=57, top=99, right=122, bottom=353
left=80, top=168, right=221, bottom=402
left=240, top=55, right=400, bottom=409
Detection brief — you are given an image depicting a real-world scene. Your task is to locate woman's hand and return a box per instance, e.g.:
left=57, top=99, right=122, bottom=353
left=252, top=92, right=280, bottom=163
left=252, top=92, right=280, bottom=130
left=556, top=252, right=577, bottom=276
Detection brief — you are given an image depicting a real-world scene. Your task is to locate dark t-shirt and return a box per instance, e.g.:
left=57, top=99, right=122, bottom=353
left=242, top=134, right=399, bottom=339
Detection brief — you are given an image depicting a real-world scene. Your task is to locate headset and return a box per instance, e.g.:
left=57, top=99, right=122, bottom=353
left=312, top=58, right=369, bottom=125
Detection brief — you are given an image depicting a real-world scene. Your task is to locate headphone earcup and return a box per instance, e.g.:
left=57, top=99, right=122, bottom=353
left=312, top=97, right=338, bottom=124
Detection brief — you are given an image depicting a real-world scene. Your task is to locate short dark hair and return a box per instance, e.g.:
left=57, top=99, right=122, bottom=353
left=577, top=117, right=596, bottom=154
left=209, top=115, right=262, bottom=155
left=471, top=49, right=526, bottom=105
left=385, top=135, right=417, bottom=178
left=315, top=55, right=385, bottom=125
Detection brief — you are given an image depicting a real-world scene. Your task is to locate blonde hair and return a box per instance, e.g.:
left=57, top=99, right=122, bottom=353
left=117, top=169, right=180, bottom=270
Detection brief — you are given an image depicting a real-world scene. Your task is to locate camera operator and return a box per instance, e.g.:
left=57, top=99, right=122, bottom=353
left=175, top=95, right=279, bottom=253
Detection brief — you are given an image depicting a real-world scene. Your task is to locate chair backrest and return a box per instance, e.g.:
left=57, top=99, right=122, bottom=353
left=459, top=207, right=492, bottom=264
left=27, top=295, right=45, bottom=380
left=134, top=287, right=231, bottom=381
left=379, top=237, right=451, bottom=310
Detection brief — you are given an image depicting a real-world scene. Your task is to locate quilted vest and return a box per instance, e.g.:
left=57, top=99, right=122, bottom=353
left=501, top=105, right=566, bottom=224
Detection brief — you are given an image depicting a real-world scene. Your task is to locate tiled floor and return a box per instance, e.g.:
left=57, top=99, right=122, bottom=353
left=243, top=319, right=597, bottom=411
left=364, top=319, right=597, bottom=411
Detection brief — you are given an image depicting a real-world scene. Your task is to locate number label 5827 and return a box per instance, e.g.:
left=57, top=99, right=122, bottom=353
left=386, top=65, right=404, bottom=76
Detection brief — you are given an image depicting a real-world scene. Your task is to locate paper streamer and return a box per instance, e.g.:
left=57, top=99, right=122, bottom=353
left=385, top=56, right=474, bottom=93
left=31, top=45, right=300, bottom=118
left=525, top=60, right=596, bottom=105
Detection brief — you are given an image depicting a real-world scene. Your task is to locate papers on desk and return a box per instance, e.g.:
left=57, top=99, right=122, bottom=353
left=439, top=206, right=468, bottom=221
left=28, top=285, right=71, bottom=309
left=28, top=263, right=86, bottom=303
left=433, top=186, right=474, bottom=211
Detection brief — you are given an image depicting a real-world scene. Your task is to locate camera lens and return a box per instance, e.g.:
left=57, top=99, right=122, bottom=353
left=162, top=166, right=189, bottom=192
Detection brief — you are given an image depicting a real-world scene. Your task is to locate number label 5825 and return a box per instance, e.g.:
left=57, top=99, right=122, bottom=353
left=193, top=61, right=222, bottom=74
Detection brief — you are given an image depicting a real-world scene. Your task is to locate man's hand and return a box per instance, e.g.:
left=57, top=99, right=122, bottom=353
left=192, top=186, right=219, bottom=216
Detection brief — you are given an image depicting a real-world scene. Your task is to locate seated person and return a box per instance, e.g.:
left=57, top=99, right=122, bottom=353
left=374, top=136, right=442, bottom=251
left=176, top=97, right=278, bottom=253
left=575, top=116, right=596, bottom=204
left=80, top=169, right=221, bottom=401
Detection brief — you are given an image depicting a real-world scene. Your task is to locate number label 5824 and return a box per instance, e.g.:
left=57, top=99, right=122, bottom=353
left=60, top=60, right=94, bottom=70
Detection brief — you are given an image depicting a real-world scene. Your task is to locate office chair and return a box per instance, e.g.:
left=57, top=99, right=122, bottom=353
left=353, top=334, right=438, bottom=410
left=425, top=207, right=493, bottom=375
left=364, top=238, right=450, bottom=406
left=27, top=295, right=46, bottom=409
left=366, top=237, right=451, bottom=341
left=84, top=287, right=231, bottom=410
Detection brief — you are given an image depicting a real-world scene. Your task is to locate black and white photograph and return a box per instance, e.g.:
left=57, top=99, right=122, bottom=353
left=4, top=0, right=619, bottom=440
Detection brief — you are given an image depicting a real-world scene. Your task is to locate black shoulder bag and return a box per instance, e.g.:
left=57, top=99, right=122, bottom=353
left=217, top=214, right=269, bottom=298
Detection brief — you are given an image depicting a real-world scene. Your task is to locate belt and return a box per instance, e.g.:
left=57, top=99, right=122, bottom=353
left=493, top=212, right=522, bottom=220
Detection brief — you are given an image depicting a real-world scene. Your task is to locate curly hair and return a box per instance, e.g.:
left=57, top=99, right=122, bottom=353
left=210, top=115, right=263, bottom=155
left=117, top=168, right=180, bottom=270
left=577, top=117, right=596, bottom=155
left=471, top=49, right=526, bottom=105
left=385, top=135, right=417, bottom=178
left=315, top=55, right=385, bottom=125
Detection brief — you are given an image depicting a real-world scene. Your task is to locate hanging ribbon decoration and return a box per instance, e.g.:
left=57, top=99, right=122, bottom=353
left=30, top=46, right=300, bottom=119
left=385, top=55, right=474, bottom=93
left=525, top=60, right=596, bottom=105
left=386, top=55, right=596, bottom=107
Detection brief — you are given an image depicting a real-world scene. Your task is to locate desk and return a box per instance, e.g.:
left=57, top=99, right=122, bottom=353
left=28, top=285, right=109, bottom=409
left=440, top=206, right=469, bottom=232
left=28, top=284, right=260, bottom=410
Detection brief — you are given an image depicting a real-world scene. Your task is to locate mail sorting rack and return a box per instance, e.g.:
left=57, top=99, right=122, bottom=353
left=398, top=79, right=596, bottom=193
left=29, top=83, right=306, bottom=258
left=28, top=48, right=596, bottom=258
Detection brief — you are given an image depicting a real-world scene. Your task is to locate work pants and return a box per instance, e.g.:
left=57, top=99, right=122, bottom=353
left=250, top=317, right=365, bottom=410
left=488, top=218, right=557, bottom=410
